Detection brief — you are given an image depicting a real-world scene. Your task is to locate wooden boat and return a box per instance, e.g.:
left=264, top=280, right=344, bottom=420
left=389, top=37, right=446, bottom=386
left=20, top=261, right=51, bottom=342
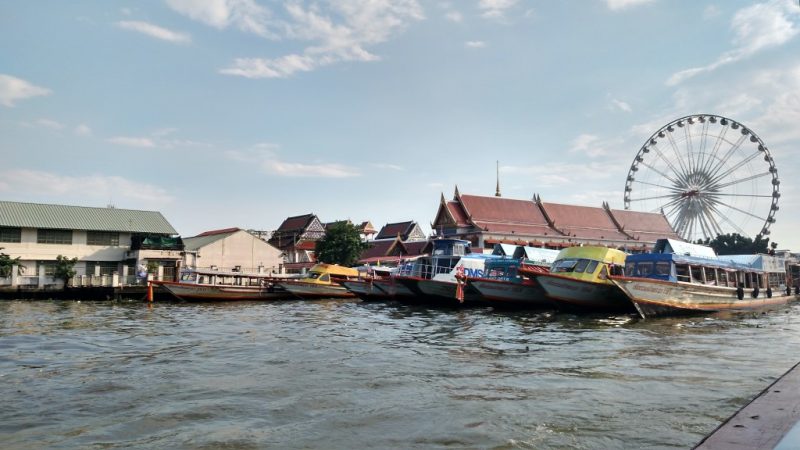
left=156, top=268, right=293, bottom=301
left=276, top=263, right=358, bottom=299
left=466, top=246, right=560, bottom=307
left=610, top=239, right=797, bottom=318
left=341, top=267, right=397, bottom=300
left=394, top=239, right=500, bottom=304
left=523, top=246, right=633, bottom=312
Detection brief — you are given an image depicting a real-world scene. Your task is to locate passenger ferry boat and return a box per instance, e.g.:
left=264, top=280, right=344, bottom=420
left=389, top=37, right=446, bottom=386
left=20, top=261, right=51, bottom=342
left=394, top=239, right=499, bottom=304
left=276, top=263, right=359, bottom=299
left=341, top=266, right=399, bottom=301
left=524, top=246, right=633, bottom=312
left=610, top=239, right=796, bottom=318
left=466, top=246, right=560, bottom=307
left=156, top=268, right=293, bottom=301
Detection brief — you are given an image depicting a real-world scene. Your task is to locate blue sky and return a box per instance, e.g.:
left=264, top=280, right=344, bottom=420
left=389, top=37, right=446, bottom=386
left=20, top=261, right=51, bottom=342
left=1, top=0, right=799, bottom=248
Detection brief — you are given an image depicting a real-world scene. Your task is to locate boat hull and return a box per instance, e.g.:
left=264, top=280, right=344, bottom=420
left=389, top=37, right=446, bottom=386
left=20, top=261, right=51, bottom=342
left=612, top=277, right=798, bottom=318
left=536, top=273, right=634, bottom=312
left=468, top=278, right=551, bottom=307
left=157, top=281, right=291, bottom=301
left=341, top=280, right=393, bottom=300
left=372, top=279, right=416, bottom=299
left=278, top=281, right=355, bottom=299
left=393, top=277, right=475, bottom=304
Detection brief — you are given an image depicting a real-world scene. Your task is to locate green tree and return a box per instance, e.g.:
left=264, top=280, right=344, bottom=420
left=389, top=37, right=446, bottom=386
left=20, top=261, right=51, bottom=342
left=696, top=233, right=771, bottom=255
left=0, top=248, right=24, bottom=277
left=54, top=255, right=79, bottom=289
left=315, top=222, right=369, bottom=267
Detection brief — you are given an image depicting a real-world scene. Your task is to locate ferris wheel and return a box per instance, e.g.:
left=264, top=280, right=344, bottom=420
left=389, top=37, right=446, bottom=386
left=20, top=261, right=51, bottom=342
left=623, top=114, right=780, bottom=243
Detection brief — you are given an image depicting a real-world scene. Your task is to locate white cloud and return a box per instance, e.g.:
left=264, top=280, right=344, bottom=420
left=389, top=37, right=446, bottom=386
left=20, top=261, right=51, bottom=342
left=479, top=0, right=518, bottom=19
left=108, top=136, right=157, bottom=148
left=445, top=10, right=463, bottom=22
left=226, top=146, right=360, bottom=178
left=503, top=162, right=619, bottom=187
left=610, top=98, right=632, bottom=112
left=220, top=0, right=424, bottom=78
left=74, top=124, right=92, bottom=136
left=117, top=20, right=191, bottom=44
left=370, top=163, right=404, bottom=171
left=569, top=134, right=612, bottom=158
left=36, top=118, right=65, bottom=130
left=166, top=0, right=277, bottom=38
left=667, top=0, right=799, bottom=86
left=0, top=74, right=51, bottom=107
left=0, top=169, right=174, bottom=205
left=703, top=5, right=721, bottom=19
left=465, top=40, right=486, bottom=48
left=606, top=0, right=655, bottom=11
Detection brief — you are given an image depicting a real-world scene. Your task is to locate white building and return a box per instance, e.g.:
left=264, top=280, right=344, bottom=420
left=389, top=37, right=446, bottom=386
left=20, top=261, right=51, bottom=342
left=0, top=200, right=181, bottom=288
left=183, top=228, right=284, bottom=274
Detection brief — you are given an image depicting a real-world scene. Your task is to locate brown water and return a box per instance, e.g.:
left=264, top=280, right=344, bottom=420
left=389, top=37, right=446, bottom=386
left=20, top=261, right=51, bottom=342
left=1, top=299, right=798, bottom=449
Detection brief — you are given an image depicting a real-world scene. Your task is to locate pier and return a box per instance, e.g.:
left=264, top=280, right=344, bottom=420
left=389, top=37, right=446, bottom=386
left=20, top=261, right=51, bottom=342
left=695, top=361, right=800, bottom=449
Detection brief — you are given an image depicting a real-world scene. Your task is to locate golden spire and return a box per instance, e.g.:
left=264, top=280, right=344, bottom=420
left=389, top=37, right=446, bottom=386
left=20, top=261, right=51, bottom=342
left=495, top=160, right=501, bottom=197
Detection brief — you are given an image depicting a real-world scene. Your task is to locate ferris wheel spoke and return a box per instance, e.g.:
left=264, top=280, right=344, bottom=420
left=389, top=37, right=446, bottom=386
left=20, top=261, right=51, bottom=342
left=626, top=193, right=680, bottom=203
left=696, top=120, right=711, bottom=175
left=715, top=199, right=768, bottom=222
left=698, top=126, right=731, bottom=176
left=684, top=125, right=696, bottom=175
left=665, top=131, right=691, bottom=179
left=713, top=193, right=774, bottom=198
left=706, top=202, right=748, bottom=236
left=713, top=171, right=771, bottom=190
left=706, top=151, right=761, bottom=190
left=704, top=133, right=748, bottom=182
left=697, top=197, right=725, bottom=236
left=639, top=161, right=680, bottom=186
left=649, top=145, right=685, bottom=182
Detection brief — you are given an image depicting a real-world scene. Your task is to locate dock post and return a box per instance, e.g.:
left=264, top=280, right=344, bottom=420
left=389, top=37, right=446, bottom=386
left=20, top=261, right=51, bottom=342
left=147, top=281, right=154, bottom=302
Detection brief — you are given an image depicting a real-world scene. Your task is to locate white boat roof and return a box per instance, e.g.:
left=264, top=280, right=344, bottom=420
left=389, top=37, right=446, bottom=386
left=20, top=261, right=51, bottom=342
left=654, top=239, right=717, bottom=258
left=724, top=254, right=787, bottom=273
left=516, top=246, right=561, bottom=263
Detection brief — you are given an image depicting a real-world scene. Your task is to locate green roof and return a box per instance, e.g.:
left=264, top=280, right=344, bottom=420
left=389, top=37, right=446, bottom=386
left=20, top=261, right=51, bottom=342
left=0, top=201, right=178, bottom=234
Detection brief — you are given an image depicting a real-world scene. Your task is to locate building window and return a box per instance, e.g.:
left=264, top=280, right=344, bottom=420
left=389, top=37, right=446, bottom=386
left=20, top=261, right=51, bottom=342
left=0, top=227, right=21, bottom=243
left=87, top=231, right=120, bottom=246
left=37, top=229, right=73, bottom=245
left=39, top=262, right=56, bottom=277
left=86, top=261, right=118, bottom=276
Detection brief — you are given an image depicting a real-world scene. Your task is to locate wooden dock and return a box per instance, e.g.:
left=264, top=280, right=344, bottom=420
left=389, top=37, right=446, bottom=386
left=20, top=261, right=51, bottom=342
left=695, top=361, right=800, bottom=449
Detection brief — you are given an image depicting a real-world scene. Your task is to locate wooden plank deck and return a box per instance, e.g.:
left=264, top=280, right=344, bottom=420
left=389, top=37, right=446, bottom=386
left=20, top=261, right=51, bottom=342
left=695, top=361, right=800, bottom=449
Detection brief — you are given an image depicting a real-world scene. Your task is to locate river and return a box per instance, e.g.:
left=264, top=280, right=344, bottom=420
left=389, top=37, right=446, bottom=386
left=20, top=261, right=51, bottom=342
left=1, top=299, right=798, bottom=449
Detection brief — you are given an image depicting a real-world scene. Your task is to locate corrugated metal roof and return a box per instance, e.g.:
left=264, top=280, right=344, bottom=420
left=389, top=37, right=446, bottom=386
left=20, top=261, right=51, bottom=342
left=0, top=201, right=178, bottom=234
left=183, top=231, right=237, bottom=251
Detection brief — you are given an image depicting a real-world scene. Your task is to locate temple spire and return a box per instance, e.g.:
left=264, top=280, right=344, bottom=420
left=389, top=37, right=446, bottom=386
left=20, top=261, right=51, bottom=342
left=495, top=160, right=501, bottom=197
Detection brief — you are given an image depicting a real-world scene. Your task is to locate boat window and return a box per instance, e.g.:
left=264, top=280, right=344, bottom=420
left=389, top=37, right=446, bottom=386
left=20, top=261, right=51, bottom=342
left=690, top=266, right=704, bottom=284
left=625, top=262, right=636, bottom=275
left=705, top=268, right=717, bottom=285
left=181, top=272, right=198, bottom=282
left=638, top=263, right=654, bottom=277
left=308, top=272, right=322, bottom=280
left=552, top=259, right=578, bottom=273
left=319, top=273, right=330, bottom=282
left=598, top=265, right=608, bottom=280
left=718, top=271, right=728, bottom=286
left=574, top=259, right=591, bottom=273
left=676, top=264, right=690, bottom=282
left=654, top=262, right=671, bottom=276
left=584, top=260, right=599, bottom=274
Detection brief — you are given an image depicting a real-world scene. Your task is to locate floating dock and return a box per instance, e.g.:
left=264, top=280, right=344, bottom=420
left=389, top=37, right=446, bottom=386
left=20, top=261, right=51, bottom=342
left=695, top=361, right=800, bottom=449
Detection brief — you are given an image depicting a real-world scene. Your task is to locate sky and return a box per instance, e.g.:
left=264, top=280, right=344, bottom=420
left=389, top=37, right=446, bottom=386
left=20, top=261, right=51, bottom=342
left=1, top=0, right=799, bottom=248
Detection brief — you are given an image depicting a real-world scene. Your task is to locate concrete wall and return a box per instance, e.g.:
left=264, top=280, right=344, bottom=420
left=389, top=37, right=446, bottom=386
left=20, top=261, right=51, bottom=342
left=190, top=230, right=283, bottom=273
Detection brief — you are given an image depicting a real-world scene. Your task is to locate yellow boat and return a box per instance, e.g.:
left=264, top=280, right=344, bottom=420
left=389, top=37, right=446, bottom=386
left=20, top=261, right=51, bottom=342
left=522, top=246, right=634, bottom=312
left=276, top=263, right=359, bottom=299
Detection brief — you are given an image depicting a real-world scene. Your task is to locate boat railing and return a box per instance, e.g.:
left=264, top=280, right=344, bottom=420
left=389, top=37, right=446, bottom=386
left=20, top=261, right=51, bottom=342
left=397, top=262, right=454, bottom=279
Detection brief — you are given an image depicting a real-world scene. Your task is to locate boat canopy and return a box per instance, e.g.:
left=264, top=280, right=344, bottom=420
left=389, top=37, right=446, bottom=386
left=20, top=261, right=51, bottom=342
left=516, top=246, right=560, bottom=264
left=724, top=254, right=787, bottom=273
left=308, top=263, right=360, bottom=278
left=652, top=238, right=716, bottom=258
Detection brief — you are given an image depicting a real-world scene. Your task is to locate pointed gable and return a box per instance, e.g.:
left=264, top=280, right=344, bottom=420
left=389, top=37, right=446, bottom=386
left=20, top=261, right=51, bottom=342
left=458, top=194, right=554, bottom=235
left=375, top=221, right=425, bottom=241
